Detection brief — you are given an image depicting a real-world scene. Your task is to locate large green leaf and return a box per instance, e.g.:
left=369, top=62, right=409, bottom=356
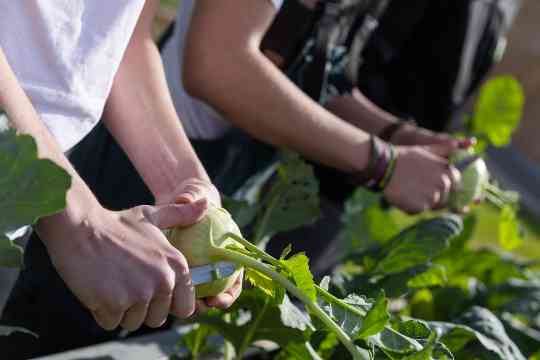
left=252, top=151, right=320, bottom=246
left=197, top=289, right=312, bottom=351
left=339, top=189, right=400, bottom=253
left=374, top=215, right=463, bottom=275
left=455, top=306, right=526, bottom=360
left=0, top=127, right=71, bottom=235
left=470, top=76, right=524, bottom=147
left=0, top=121, right=70, bottom=268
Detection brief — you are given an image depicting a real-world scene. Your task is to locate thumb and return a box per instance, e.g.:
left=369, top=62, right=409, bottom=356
left=142, top=198, right=208, bottom=229
left=423, top=142, right=458, bottom=159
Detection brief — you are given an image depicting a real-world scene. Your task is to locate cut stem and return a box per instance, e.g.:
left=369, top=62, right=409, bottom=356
left=210, top=247, right=368, bottom=360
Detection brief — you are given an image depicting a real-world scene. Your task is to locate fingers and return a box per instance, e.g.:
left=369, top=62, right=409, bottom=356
left=205, top=271, right=244, bottom=309
left=92, top=307, right=125, bottom=331
left=142, top=198, right=208, bottom=229
left=145, top=293, right=173, bottom=328
left=424, top=143, right=459, bottom=159
left=121, top=302, right=149, bottom=332
left=170, top=265, right=196, bottom=319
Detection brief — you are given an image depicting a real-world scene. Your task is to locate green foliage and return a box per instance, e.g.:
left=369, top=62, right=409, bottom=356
left=499, top=205, right=524, bottom=251
left=470, top=75, right=525, bottom=147
left=281, top=253, right=317, bottom=302
left=0, top=123, right=71, bottom=268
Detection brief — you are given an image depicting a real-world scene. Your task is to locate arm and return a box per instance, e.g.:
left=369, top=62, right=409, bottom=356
left=103, top=0, right=217, bottom=207
left=183, top=0, right=370, bottom=175
left=102, top=0, right=240, bottom=309
left=325, top=88, right=474, bottom=148
left=0, top=1, right=225, bottom=333
left=182, top=0, right=461, bottom=214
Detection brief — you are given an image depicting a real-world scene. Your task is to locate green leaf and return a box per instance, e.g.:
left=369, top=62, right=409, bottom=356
left=455, top=306, right=527, bottom=360
left=276, top=342, right=323, bottom=360
left=0, top=128, right=71, bottom=235
left=245, top=267, right=284, bottom=304
left=281, top=253, right=317, bottom=302
left=356, top=291, right=390, bottom=340
left=253, top=151, right=320, bottom=245
left=407, top=264, right=448, bottom=289
left=0, top=234, right=23, bottom=268
left=471, top=76, right=525, bottom=147
left=280, top=244, right=293, bottom=260
left=222, top=196, right=258, bottom=229
left=340, top=189, right=399, bottom=252
left=178, top=323, right=217, bottom=358
left=374, top=215, right=463, bottom=275
left=499, top=205, right=523, bottom=251
left=402, top=333, right=436, bottom=360
left=197, top=289, right=312, bottom=351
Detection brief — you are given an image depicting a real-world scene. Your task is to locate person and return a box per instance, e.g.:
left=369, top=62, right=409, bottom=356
left=0, top=1, right=241, bottom=358
left=157, top=0, right=473, bottom=262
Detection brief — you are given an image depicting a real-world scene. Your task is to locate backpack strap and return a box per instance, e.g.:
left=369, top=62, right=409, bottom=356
left=261, top=0, right=323, bottom=69
left=344, top=0, right=392, bottom=87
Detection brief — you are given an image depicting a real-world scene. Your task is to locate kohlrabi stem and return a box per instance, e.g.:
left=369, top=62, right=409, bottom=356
left=223, top=232, right=281, bottom=267
left=236, top=298, right=270, bottom=359
left=210, top=247, right=368, bottom=360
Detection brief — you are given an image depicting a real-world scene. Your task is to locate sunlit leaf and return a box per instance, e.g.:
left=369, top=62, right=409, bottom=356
left=471, top=76, right=524, bottom=147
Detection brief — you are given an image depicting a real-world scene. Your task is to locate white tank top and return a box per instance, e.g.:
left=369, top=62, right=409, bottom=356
left=162, top=0, right=283, bottom=140
left=0, top=0, right=145, bottom=151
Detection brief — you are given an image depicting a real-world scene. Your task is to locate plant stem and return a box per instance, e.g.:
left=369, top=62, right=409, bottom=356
left=191, top=325, right=204, bottom=360
left=315, top=285, right=367, bottom=317
left=223, top=232, right=281, bottom=267
left=236, top=298, right=270, bottom=359
left=210, top=247, right=368, bottom=360
left=253, top=184, right=285, bottom=246
left=223, top=314, right=235, bottom=360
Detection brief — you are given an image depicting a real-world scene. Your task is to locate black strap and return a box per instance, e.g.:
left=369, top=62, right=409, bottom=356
left=345, top=0, right=392, bottom=85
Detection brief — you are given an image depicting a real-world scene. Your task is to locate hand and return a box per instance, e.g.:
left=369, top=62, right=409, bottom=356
left=37, top=199, right=209, bottom=332
left=389, top=122, right=474, bottom=151
left=155, top=178, right=221, bottom=208
left=155, top=178, right=243, bottom=310
left=383, top=144, right=462, bottom=214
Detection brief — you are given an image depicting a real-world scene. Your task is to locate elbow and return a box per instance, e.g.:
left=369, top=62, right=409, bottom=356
left=182, top=53, right=208, bottom=100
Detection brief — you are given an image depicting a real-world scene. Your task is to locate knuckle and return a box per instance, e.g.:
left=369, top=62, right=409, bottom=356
left=155, top=273, right=175, bottom=296
left=145, top=317, right=167, bottom=329
left=172, top=304, right=196, bottom=319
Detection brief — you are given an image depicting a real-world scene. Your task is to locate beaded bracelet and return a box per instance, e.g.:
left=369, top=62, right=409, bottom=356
left=348, top=135, right=397, bottom=192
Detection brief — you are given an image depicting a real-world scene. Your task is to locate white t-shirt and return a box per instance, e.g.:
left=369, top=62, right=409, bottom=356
left=0, top=0, right=145, bottom=152
left=162, top=0, right=283, bottom=140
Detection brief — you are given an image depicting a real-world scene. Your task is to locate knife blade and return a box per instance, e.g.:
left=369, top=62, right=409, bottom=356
left=190, top=261, right=237, bottom=286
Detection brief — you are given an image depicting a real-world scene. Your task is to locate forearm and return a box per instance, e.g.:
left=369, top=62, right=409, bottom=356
left=184, top=1, right=370, bottom=174
left=103, top=1, right=209, bottom=204
left=0, top=48, right=101, bottom=237
left=324, top=88, right=401, bottom=135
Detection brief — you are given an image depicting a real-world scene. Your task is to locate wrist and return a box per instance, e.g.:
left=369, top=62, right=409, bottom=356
left=378, top=118, right=416, bottom=143
left=347, top=136, right=397, bottom=192
left=35, top=178, right=103, bottom=245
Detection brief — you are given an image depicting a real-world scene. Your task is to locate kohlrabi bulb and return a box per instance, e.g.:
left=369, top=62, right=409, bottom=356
left=166, top=206, right=243, bottom=298
left=449, top=149, right=489, bottom=211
